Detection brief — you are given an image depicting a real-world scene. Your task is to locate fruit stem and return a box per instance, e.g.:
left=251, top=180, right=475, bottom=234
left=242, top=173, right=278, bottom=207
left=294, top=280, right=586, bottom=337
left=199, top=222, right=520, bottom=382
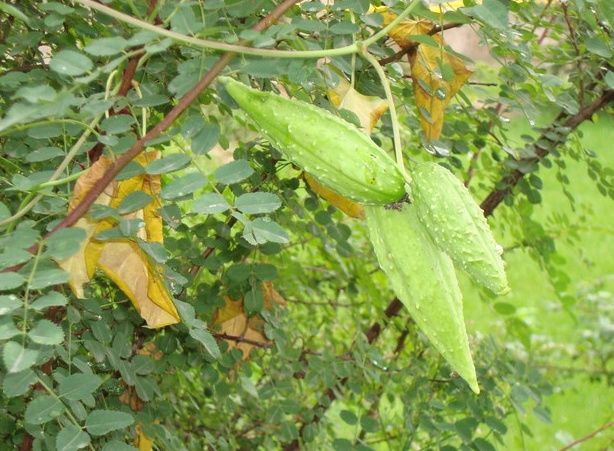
left=359, top=46, right=411, bottom=186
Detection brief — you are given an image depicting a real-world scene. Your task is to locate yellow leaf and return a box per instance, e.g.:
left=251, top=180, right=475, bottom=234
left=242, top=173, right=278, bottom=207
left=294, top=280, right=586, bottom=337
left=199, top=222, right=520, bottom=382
left=57, top=151, right=180, bottom=328
left=303, top=173, right=365, bottom=219
left=97, top=241, right=179, bottom=328
left=213, top=282, right=286, bottom=360
left=327, top=75, right=388, bottom=134
left=57, top=156, right=115, bottom=297
left=135, top=424, right=154, bottom=451
left=410, top=40, right=471, bottom=140
left=373, top=7, right=472, bottom=141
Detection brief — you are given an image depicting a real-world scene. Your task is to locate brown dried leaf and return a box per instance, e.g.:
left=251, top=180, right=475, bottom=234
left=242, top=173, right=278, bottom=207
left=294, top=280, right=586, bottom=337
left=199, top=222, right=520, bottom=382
left=212, top=282, right=286, bottom=359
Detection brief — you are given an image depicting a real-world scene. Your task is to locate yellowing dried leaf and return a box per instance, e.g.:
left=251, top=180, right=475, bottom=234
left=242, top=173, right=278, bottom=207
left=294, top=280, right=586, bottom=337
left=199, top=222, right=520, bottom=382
left=58, top=218, right=98, bottom=298
left=327, top=75, right=388, bottom=134
left=410, top=42, right=471, bottom=141
left=303, top=173, right=365, bottom=219
left=58, top=156, right=115, bottom=297
left=135, top=423, right=154, bottom=451
left=57, top=151, right=180, bottom=328
left=97, top=241, right=179, bottom=328
left=213, top=282, right=286, bottom=359
left=373, top=8, right=472, bottom=141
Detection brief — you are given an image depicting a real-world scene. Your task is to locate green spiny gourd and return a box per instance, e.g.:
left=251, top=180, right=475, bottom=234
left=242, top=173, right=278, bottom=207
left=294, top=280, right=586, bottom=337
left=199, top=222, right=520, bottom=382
left=410, top=162, right=510, bottom=296
left=220, top=77, right=405, bottom=205
left=365, top=203, right=479, bottom=393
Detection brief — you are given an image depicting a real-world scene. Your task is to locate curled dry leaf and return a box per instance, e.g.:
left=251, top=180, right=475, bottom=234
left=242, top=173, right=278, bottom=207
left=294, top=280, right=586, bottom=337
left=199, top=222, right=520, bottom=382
left=212, top=282, right=286, bottom=360
left=327, top=75, right=388, bottom=134
left=57, top=152, right=179, bottom=328
left=374, top=8, right=472, bottom=141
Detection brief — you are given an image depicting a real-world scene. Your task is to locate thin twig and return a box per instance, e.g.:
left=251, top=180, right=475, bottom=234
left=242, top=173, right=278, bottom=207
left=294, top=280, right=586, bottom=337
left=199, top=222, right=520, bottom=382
left=559, top=421, right=614, bottom=451
left=214, top=333, right=272, bottom=349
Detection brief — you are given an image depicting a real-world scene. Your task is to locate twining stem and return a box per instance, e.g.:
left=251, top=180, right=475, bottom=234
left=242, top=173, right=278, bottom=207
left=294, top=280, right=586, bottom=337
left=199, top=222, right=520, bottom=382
left=75, top=0, right=421, bottom=59
left=359, top=47, right=410, bottom=184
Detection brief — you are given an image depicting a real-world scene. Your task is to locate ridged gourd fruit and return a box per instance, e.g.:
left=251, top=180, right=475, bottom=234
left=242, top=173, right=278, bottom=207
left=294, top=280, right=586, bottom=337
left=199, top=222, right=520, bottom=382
left=220, top=77, right=405, bottom=205
left=365, top=203, right=479, bottom=393
left=410, top=162, right=509, bottom=296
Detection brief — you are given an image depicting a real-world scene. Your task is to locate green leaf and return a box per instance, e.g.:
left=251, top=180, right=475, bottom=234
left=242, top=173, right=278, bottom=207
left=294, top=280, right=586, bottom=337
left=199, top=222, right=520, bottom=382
left=0, top=294, right=21, bottom=315
left=171, top=4, right=203, bottom=34
left=214, top=159, right=254, bottom=184
left=99, top=114, right=135, bottom=134
left=0, top=202, right=9, bottom=221
left=251, top=218, right=289, bottom=244
left=192, top=123, right=220, bottom=154
left=464, top=0, right=508, bottom=31
left=236, top=192, right=281, bottom=214
left=192, top=193, right=230, bottom=214
left=117, top=191, right=152, bottom=215
left=244, top=287, right=263, bottom=315
left=145, top=153, right=191, bottom=174
left=605, top=71, right=614, bottom=89
left=101, top=441, right=138, bottom=451
left=0, top=272, right=25, bottom=290
left=0, top=317, right=20, bottom=340
left=30, top=292, right=67, bottom=311
left=15, top=85, right=57, bottom=103
left=45, top=227, right=87, bottom=259
left=330, top=22, right=360, bottom=34
left=116, top=161, right=144, bottom=180
left=49, top=50, right=93, bottom=76
left=56, top=425, right=91, bottom=451
left=2, top=341, right=38, bottom=373
left=84, top=37, right=129, bottom=56
left=25, top=146, right=64, bottom=163
left=340, top=410, right=357, bottom=425
left=585, top=37, right=612, bottom=58
left=29, top=268, right=69, bottom=290
left=29, top=319, right=64, bottom=345
left=161, top=172, right=207, bottom=199
left=59, top=374, right=103, bottom=401
left=85, top=410, right=134, bottom=436
left=25, top=395, right=65, bottom=424
left=137, top=239, right=168, bottom=264
left=189, top=328, right=221, bottom=359
left=2, top=368, right=37, bottom=397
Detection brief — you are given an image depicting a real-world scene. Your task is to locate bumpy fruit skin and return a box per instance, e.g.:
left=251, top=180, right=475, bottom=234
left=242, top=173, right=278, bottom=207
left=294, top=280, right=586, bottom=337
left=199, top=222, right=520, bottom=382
left=220, top=77, right=404, bottom=204
left=411, top=162, right=510, bottom=295
left=365, top=203, right=479, bottom=393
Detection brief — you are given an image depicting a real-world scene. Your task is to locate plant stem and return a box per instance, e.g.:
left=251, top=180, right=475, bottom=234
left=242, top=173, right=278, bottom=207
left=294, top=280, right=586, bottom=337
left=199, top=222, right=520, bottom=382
left=75, top=0, right=421, bottom=59
left=360, top=47, right=410, bottom=184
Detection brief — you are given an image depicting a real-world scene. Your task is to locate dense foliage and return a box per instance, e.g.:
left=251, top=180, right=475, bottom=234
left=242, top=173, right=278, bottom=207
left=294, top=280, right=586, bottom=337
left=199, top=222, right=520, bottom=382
left=0, top=0, right=613, bottom=450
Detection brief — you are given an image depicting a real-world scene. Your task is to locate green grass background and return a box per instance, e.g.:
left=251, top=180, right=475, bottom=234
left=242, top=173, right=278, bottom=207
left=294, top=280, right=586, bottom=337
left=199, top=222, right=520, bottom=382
left=466, top=114, right=614, bottom=450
